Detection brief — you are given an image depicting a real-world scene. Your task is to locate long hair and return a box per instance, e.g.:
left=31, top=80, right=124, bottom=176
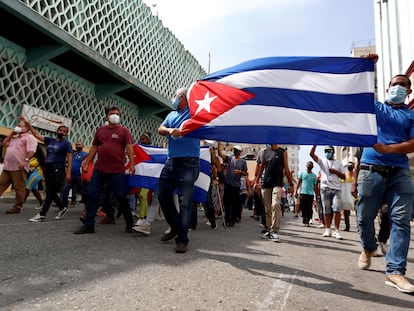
left=35, top=145, right=46, bottom=168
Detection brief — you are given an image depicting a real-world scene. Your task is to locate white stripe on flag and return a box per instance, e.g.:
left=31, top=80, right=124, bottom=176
left=206, top=105, right=377, bottom=135
left=217, top=69, right=374, bottom=94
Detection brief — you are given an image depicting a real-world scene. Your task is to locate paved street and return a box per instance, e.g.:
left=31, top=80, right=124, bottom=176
left=1, top=196, right=414, bottom=311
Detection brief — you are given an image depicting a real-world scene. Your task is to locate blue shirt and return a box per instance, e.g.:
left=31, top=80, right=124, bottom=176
left=361, top=101, right=414, bottom=169
left=71, top=150, right=88, bottom=176
left=162, top=108, right=200, bottom=158
left=298, top=171, right=317, bottom=195
left=44, top=137, right=73, bottom=166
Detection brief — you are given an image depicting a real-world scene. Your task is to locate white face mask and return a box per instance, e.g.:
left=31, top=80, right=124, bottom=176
left=108, top=114, right=120, bottom=124
left=14, top=126, right=22, bottom=134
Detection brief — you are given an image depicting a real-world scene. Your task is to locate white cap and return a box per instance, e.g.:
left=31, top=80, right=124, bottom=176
left=233, top=145, right=243, bottom=152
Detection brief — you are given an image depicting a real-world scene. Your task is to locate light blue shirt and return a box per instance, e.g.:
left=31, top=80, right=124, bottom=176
left=162, top=108, right=200, bottom=158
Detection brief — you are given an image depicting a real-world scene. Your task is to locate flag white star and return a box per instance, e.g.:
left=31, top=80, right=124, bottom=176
left=194, top=91, right=217, bottom=115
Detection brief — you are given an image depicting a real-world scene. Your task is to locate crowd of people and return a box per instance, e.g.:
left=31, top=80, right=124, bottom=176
left=0, top=63, right=414, bottom=293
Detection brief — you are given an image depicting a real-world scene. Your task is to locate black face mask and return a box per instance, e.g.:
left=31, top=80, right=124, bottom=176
left=57, top=133, right=64, bottom=139
left=76, top=147, right=82, bottom=151
left=307, top=166, right=313, bottom=170
left=347, top=165, right=354, bottom=171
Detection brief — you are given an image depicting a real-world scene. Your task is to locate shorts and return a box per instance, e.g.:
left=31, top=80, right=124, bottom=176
left=320, top=188, right=342, bottom=214
left=26, top=169, right=42, bottom=191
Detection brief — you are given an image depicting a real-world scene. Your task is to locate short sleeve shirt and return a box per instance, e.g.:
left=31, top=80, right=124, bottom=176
left=44, top=137, right=73, bottom=166
left=317, top=157, right=344, bottom=191
left=3, top=133, right=37, bottom=172
left=298, top=171, right=317, bottom=195
left=93, top=125, right=133, bottom=173
left=162, top=108, right=200, bottom=158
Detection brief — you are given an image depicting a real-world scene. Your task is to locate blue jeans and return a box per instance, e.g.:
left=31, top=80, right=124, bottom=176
left=60, top=175, right=82, bottom=206
left=158, top=157, right=200, bottom=245
left=84, top=170, right=133, bottom=229
left=357, top=167, right=414, bottom=275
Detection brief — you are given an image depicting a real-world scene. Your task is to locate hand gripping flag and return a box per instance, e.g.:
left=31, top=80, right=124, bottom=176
left=180, top=56, right=377, bottom=146
left=126, top=144, right=211, bottom=203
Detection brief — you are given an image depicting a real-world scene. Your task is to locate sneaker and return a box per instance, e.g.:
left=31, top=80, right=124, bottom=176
left=318, top=223, right=325, bottom=228
left=261, top=230, right=270, bottom=239
left=378, top=242, right=388, bottom=255
left=269, top=232, right=281, bottom=242
left=133, top=223, right=151, bottom=236
left=322, top=229, right=331, bottom=237
left=136, top=218, right=145, bottom=226
left=54, top=207, right=68, bottom=220
left=29, top=214, right=45, bottom=222
left=358, top=250, right=375, bottom=270
left=161, top=230, right=177, bottom=242
left=385, top=274, right=414, bottom=293
left=73, top=225, right=95, bottom=234
left=332, top=230, right=343, bottom=240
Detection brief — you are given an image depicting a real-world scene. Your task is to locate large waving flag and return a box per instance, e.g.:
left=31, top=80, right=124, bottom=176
left=126, top=145, right=211, bottom=203
left=180, top=56, right=377, bottom=146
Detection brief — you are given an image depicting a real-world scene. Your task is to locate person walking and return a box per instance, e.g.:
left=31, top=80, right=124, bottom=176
left=74, top=106, right=135, bottom=234
left=254, top=144, right=294, bottom=242
left=60, top=141, right=88, bottom=207
left=19, top=117, right=73, bottom=221
left=310, top=145, right=345, bottom=239
left=0, top=120, right=37, bottom=214
left=354, top=69, right=414, bottom=294
left=157, top=88, right=200, bottom=253
left=217, top=143, right=248, bottom=228
left=24, top=145, right=46, bottom=208
left=295, top=161, right=317, bottom=227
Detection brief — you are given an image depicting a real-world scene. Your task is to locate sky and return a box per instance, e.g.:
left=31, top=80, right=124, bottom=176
left=141, top=0, right=376, bottom=170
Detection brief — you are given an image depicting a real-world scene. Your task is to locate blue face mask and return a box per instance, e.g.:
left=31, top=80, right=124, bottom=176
left=172, top=98, right=180, bottom=110
left=388, top=85, right=407, bottom=104
left=325, top=152, right=333, bottom=160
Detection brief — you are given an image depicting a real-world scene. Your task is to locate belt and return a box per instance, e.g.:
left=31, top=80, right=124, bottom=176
left=360, top=164, right=399, bottom=178
left=360, top=164, right=397, bottom=172
left=170, top=157, right=199, bottom=162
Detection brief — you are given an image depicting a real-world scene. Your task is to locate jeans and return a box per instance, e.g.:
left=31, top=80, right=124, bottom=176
left=40, top=165, right=65, bottom=215
left=84, top=170, right=133, bottom=228
left=158, top=157, right=199, bottom=245
left=223, top=184, right=241, bottom=225
left=320, top=188, right=342, bottom=214
left=299, top=194, right=314, bottom=225
left=357, top=168, right=414, bottom=275
left=60, top=175, right=83, bottom=206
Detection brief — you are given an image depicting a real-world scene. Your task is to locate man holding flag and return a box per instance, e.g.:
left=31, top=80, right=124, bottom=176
left=157, top=87, right=200, bottom=253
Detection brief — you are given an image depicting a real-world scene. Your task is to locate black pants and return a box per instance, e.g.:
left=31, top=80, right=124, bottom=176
left=223, top=183, right=241, bottom=225
left=299, top=194, right=314, bottom=225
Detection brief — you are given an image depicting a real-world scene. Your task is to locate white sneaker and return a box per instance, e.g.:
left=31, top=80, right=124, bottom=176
left=318, top=223, right=325, bottom=228
left=29, top=213, right=45, bottom=222
left=136, top=218, right=145, bottom=226
left=133, top=223, right=151, bottom=236
left=332, top=230, right=343, bottom=240
left=54, top=207, right=68, bottom=220
left=322, top=229, right=331, bottom=237
left=269, top=232, right=281, bottom=242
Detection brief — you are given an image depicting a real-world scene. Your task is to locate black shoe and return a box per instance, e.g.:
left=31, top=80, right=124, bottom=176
left=227, top=222, right=235, bottom=227
left=175, top=243, right=187, bottom=253
left=344, top=227, right=350, bottom=232
left=125, top=226, right=133, bottom=233
left=73, top=225, right=95, bottom=234
left=161, top=230, right=177, bottom=242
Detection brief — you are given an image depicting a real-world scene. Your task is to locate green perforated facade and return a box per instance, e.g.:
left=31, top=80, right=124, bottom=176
left=0, top=0, right=206, bottom=146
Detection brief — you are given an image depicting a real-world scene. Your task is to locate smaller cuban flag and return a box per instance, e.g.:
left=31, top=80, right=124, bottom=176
left=126, top=144, right=211, bottom=203
left=181, top=56, right=377, bottom=147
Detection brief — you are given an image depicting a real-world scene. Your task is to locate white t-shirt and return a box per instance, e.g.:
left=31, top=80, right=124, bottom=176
left=317, top=157, right=344, bottom=191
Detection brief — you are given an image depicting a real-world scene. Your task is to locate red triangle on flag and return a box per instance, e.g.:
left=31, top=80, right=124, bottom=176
left=181, top=81, right=255, bottom=134
left=124, top=144, right=151, bottom=170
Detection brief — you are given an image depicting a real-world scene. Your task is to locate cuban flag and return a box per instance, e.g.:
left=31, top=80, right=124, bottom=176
left=126, top=144, right=211, bottom=203
left=180, top=56, right=377, bottom=146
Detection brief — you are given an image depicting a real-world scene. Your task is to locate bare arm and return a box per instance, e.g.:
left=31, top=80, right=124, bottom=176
left=309, top=145, right=318, bottom=162
left=125, top=143, right=135, bottom=175
left=158, top=124, right=182, bottom=138
left=373, top=138, right=414, bottom=154
left=65, top=152, right=72, bottom=181
left=19, top=116, right=45, bottom=142
left=81, top=145, right=98, bottom=172
left=217, top=142, right=226, bottom=160
left=283, top=151, right=294, bottom=194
